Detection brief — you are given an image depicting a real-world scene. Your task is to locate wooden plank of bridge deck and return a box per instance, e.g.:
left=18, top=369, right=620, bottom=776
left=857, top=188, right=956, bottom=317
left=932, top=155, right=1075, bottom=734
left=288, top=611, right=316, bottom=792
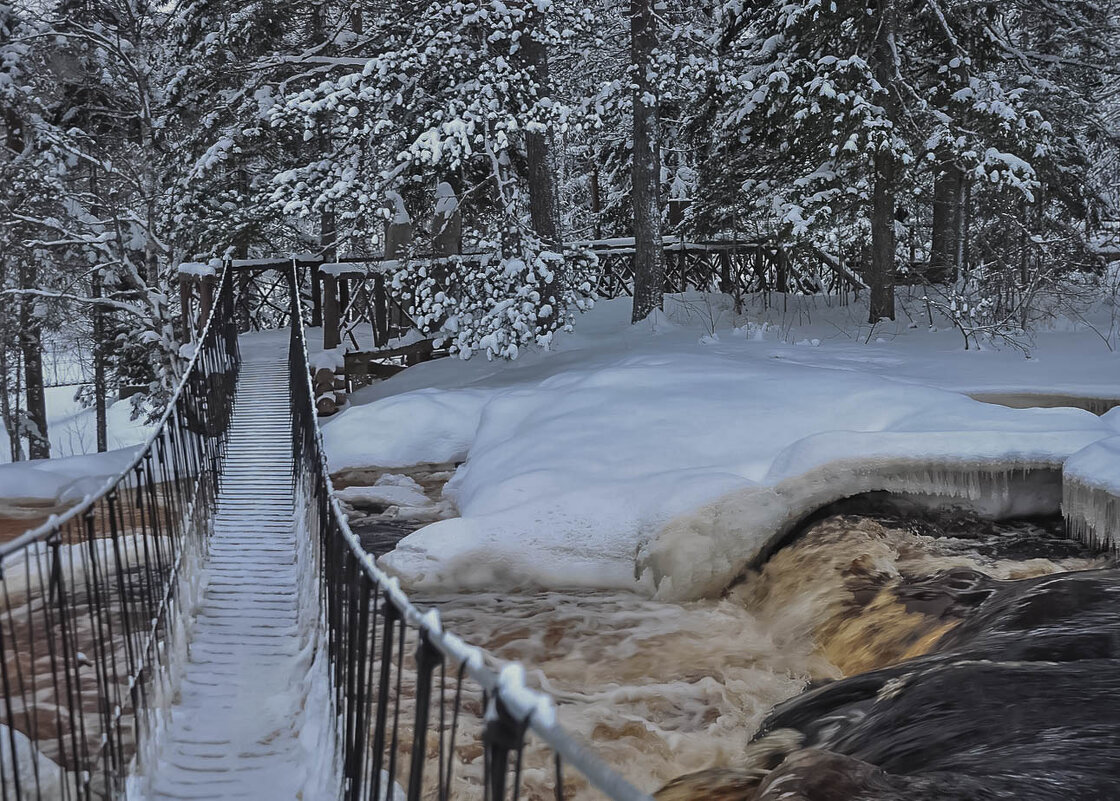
left=148, top=359, right=323, bottom=800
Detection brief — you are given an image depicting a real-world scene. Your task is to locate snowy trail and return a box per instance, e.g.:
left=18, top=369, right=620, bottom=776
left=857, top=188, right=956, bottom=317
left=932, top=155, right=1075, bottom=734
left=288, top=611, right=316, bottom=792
left=148, top=360, right=324, bottom=801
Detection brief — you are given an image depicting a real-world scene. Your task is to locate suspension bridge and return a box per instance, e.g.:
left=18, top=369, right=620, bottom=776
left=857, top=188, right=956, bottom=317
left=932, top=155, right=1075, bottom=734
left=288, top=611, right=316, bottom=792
left=0, top=266, right=653, bottom=801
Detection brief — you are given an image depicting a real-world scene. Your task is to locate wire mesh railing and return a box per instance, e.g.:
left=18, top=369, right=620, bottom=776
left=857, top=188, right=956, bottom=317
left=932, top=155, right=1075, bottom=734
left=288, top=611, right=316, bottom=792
left=287, top=262, right=654, bottom=801
left=0, top=267, right=240, bottom=800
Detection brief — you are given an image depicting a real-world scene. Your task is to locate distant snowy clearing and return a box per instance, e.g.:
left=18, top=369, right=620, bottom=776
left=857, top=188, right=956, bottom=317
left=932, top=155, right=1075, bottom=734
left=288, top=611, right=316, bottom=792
left=321, top=292, right=1120, bottom=600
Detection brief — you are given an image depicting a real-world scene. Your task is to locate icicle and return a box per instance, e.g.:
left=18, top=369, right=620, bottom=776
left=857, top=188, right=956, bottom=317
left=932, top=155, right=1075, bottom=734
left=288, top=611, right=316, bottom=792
left=1063, top=478, right=1120, bottom=555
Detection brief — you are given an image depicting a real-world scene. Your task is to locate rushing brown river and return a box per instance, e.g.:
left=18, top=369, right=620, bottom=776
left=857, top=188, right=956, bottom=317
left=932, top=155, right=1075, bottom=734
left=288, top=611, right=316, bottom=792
left=398, top=508, right=1108, bottom=799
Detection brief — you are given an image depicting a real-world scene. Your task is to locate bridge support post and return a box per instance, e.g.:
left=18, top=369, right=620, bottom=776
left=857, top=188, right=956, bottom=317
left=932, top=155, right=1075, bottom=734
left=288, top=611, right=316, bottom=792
left=199, top=274, right=216, bottom=325
left=384, top=197, right=413, bottom=343
left=370, top=598, right=400, bottom=801
left=339, top=276, right=350, bottom=336
left=179, top=274, right=195, bottom=341
left=310, top=263, right=323, bottom=328
left=322, top=269, right=341, bottom=351
left=406, top=632, right=442, bottom=801
left=484, top=696, right=529, bottom=801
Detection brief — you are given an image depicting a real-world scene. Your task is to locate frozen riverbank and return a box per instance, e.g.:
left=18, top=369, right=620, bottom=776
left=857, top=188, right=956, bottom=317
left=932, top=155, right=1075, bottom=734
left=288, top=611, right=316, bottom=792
left=321, top=292, right=1120, bottom=599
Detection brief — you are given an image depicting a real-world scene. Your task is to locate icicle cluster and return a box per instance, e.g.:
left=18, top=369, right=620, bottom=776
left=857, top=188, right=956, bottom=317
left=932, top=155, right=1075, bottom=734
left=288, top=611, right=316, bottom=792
left=1064, top=479, right=1120, bottom=554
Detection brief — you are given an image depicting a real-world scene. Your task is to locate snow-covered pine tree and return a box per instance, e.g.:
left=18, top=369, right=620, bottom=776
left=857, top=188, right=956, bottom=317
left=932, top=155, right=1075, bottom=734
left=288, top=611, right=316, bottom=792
left=917, top=0, right=1120, bottom=329
left=695, top=0, right=914, bottom=322
left=161, top=0, right=295, bottom=259
left=267, top=0, right=597, bottom=359
left=695, top=0, right=1119, bottom=326
left=4, top=0, right=182, bottom=419
left=1, top=2, right=65, bottom=458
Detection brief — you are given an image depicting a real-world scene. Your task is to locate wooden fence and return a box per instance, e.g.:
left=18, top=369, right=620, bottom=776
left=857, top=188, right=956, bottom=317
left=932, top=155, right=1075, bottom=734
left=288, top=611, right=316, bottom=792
left=202, top=238, right=864, bottom=400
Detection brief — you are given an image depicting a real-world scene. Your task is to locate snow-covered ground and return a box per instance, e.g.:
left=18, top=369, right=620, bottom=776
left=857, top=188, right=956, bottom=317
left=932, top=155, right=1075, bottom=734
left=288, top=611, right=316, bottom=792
left=0, top=446, right=143, bottom=508
left=0, top=389, right=153, bottom=508
left=0, top=386, right=151, bottom=466
left=320, top=290, right=1120, bottom=600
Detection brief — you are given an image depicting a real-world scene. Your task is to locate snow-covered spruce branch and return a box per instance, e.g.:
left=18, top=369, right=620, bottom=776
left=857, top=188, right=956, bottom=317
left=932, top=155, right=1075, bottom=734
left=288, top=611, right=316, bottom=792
left=391, top=246, right=597, bottom=361
left=3, top=288, right=149, bottom=319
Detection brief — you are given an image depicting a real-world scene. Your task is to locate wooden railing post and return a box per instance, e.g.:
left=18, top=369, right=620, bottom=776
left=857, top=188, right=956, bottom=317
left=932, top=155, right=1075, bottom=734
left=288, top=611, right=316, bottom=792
left=199, top=274, right=216, bottom=327
left=431, top=182, right=461, bottom=258
left=310, top=263, right=323, bottom=328
left=178, top=273, right=194, bottom=341
left=384, top=191, right=413, bottom=342
left=719, top=250, right=732, bottom=294
left=322, top=268, right=341, bottom=351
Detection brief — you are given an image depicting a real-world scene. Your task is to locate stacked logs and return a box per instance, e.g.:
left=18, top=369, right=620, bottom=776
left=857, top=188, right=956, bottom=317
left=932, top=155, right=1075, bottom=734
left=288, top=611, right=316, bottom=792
left=312, top=366, right=346, bottom=416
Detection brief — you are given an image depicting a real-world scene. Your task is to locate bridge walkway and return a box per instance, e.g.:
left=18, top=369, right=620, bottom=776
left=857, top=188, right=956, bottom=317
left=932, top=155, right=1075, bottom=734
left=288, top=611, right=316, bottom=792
left=149, top=356, right=319, bottom=800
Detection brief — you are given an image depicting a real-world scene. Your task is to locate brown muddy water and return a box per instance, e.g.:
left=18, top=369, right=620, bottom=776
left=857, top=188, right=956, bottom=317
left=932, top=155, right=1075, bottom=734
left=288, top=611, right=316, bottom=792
left=351, top=478, right=1108, bottom=800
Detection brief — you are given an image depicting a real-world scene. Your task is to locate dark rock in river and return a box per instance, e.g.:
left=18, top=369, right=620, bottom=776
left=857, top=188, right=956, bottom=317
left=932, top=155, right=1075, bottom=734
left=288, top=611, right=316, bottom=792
left=747, top=568, right=1120, bottom=799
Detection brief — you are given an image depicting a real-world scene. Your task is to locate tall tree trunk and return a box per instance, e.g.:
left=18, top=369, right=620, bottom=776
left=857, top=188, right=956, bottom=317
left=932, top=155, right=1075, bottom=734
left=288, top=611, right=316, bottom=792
left=930, top=158, right=962, bottom=283
left=523, top=60, right=562, bottom=248
left=92, top=270, right=108, bottom=452
left=869, top=162, right=897, bottom=322
left=520, top=11, right=564, bottom=330
left=526, top=122, right=562, bottom=248
left=0, top=343, right=18, bottom=462
left=89, top=164, right=108, bottom=452
left=630, top=0, right=664, bottom=323
left=590, top=159, right=603, bottom=240
left=960, top=178, right=971, bottom=275
left=868, top=0, right=897, bottom=323
left=18, top=269, right=48, bottom=460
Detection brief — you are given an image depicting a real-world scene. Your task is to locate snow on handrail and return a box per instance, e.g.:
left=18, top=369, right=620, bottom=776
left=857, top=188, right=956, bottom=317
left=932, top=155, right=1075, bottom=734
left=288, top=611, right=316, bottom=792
left=288, top=267, right=655, bottom=801
left=0, top=264, right=235, bottom=560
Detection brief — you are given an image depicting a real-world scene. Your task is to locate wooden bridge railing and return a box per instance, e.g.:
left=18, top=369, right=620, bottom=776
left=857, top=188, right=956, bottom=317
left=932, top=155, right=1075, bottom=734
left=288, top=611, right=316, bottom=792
left=181, top=237, right=864, bottom=408
left=203, top=238, right=861, bottom=342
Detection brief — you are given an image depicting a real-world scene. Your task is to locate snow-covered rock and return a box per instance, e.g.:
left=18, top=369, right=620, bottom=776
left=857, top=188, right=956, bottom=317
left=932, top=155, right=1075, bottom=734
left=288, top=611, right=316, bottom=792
left=335, top=484, right=431, bottom=510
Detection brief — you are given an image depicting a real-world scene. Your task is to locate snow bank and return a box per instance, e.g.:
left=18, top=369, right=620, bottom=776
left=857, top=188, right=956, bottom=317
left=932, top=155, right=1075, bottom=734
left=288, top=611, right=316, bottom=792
left=317, top=294, right=1120, bottom=599
left=0, top=390, right=155, bottom=466
left=323, top=389, right=489, bottom=469
left=1, top=723, right=68, bottom=800
left=0, top=446, right=142, bottom=505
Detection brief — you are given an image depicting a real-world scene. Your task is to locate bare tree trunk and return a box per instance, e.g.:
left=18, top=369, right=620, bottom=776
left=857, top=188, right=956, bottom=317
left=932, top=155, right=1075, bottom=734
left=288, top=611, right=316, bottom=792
left=590, top=159, right=603, bottom=240
left=525, top=122, right=562, bottom=248
left=0, top=343, right=18, bottom=462
left=18, top=267, right=48, bottom=460
left=630, top=0, right=664, bottom=323
left=520, top=12, right=564, bottom=330
left=930, top=158, right=962, bottom=283
left=92, top=270, right=108, bottom=452
left=868, top=0, right=897, bottom=323
left=960, top=178, right=971, bottom=275
left=89, top=163, right=109, bottom=452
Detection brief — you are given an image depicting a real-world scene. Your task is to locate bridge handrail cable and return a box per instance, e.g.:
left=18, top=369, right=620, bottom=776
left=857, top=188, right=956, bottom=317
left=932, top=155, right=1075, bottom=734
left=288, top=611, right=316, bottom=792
left=0, top=267, right=240, bottom=560
left=0, top=266, right=240, bottom=800
left=287, top=261, right=654, bottom=801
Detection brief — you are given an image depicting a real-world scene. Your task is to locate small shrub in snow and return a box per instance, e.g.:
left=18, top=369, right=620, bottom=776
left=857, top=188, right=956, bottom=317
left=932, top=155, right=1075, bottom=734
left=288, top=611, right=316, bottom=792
left=392, top=242, right=597, bottom=360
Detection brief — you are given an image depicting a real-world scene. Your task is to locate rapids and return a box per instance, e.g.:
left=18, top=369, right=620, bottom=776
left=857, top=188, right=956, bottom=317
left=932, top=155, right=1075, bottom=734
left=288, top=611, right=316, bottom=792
left=409, top=509, right=1106, bottom=798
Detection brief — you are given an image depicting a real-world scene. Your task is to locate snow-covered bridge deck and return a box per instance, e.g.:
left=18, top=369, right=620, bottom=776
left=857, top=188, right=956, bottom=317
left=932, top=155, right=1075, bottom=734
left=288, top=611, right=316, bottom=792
left=148, top=359, right=321, bottom=800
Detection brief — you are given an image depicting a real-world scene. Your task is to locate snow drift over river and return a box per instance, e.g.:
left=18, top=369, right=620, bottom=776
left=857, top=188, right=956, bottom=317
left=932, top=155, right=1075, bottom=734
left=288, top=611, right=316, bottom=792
left=322, top=295, right=1119, bottom=599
